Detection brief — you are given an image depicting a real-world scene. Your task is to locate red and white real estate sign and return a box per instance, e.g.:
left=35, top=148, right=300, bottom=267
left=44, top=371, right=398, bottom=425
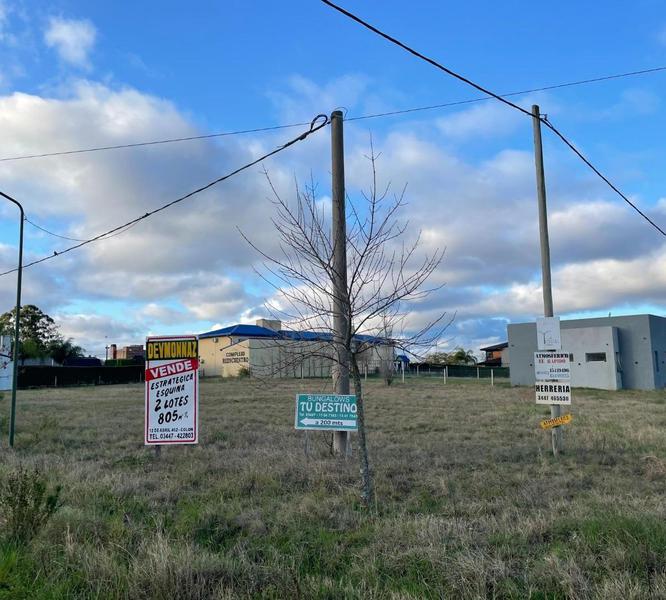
left=145, top=335, right=199, bottom=445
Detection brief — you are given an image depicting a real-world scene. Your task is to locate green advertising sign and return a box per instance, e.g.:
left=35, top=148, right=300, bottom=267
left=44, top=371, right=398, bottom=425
left=295, top=394, right=358, bottom=431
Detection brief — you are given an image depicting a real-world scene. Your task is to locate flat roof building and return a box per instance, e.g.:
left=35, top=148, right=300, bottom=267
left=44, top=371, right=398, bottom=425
left=198, top=319, right=394, bottom=378
left=508, top=314, right=666, bottom=390
left=479, top=341, right=509, bottom=367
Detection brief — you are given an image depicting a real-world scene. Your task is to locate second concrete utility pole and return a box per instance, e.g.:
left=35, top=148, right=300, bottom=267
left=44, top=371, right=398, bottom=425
left=532, top=104, right=563, bottom=456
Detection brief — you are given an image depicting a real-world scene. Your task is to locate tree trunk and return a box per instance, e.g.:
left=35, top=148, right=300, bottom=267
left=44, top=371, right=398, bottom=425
left=351, top=355, right=374, bottom=509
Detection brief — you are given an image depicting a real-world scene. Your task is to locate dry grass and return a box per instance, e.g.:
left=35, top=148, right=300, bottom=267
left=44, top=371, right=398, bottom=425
left=1, top=376, right=666, bottom=598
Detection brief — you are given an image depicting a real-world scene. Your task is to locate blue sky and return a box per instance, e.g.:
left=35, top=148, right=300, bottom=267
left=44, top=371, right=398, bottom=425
left=1, top=1, right=666, bottom=357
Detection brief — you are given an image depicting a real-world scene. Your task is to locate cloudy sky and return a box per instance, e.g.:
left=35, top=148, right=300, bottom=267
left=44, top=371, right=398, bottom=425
left=0, top=0, right=665, bottom=358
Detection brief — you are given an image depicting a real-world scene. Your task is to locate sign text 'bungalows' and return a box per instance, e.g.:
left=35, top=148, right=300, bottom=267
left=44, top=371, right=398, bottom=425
left=295, top=393, right=358, bottom=431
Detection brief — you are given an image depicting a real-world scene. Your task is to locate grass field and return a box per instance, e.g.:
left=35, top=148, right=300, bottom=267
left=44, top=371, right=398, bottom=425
left=1, top=376, right=666, bottom=599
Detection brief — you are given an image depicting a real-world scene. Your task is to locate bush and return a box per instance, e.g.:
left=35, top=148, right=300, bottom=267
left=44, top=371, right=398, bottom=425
left=0, top=466, right=62, bottom=545
left=237, top=366, right=251, bottom=378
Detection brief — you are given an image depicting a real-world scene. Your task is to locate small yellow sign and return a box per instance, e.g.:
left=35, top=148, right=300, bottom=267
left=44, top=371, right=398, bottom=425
left=539, top=413, right=572, bottom=430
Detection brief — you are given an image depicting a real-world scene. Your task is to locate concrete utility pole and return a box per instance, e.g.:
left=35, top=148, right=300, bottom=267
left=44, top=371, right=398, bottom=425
left=532, top=104, right=562, bottom=455
left=330, top=110, right=350, bottom=456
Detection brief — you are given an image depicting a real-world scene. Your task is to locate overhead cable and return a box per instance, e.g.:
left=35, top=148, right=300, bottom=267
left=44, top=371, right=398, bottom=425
left=1, top=67, right=665, bottom=162
left=540, top=115, right=666, bottom=235
left=346, top=65, right=666, bottom=123
left=0, top=122, right=311, bottom=163
left=24, top=215, right=141, bottom=242
left=0, top=114, right=329, bottom=277
left=322, top=0, right=534, bottom=117
left=24, top=216, right=87, bottom=242
left=321, top=0, right=666, bottom=237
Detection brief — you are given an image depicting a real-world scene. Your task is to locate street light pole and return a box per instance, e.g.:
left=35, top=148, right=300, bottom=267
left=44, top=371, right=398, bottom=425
left=0, top=191, right=24, bottom=448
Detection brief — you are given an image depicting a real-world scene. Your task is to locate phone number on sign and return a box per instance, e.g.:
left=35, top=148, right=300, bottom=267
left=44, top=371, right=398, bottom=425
left=148, top=427, right=194, bottom=441
left=537, top=394, right=570, bottom=403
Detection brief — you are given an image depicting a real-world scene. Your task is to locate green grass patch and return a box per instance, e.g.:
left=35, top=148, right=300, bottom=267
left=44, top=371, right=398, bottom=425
left=2, top=378, right=666, bottom=597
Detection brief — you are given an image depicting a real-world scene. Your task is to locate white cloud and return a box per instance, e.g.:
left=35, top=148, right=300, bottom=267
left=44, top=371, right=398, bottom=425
left=1, top=73, right=665, bottom=358
left=598, top=88, right=661, bottom=120
left=138, top=303, right=189, bottom=324
left=268, top=74, right=370, bottom=123
left=55, top=312, right=142, bottom=356
left=436, top=100, right=524, bottom=140
left=0, top=83, right=292, bottom=336
left=44, top=17, right=96, bottom=69
left=180, top=277, right=257, bottom=321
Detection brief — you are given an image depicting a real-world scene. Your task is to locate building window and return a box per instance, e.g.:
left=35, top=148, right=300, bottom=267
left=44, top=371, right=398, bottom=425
left=586, top=352, right=606, bottom=362
left=655, top=351, right=659, bottom=372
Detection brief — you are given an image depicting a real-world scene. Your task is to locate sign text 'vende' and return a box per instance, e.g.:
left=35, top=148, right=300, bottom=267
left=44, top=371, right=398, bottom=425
left=145, top=336, right=199, bottom=445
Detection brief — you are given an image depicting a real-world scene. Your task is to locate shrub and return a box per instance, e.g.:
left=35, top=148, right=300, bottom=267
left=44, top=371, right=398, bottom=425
left=0, top=466, right=62, bottom=545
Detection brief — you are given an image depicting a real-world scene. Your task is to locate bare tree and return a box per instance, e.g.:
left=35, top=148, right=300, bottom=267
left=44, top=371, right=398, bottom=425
left=242, top=149, right=448, bottom=508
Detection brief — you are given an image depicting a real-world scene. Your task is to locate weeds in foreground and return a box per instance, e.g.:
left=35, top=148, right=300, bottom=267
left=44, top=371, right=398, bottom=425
left=0, top=465, right=61, bottom=545
left=0, top=379, right=665, bottom=598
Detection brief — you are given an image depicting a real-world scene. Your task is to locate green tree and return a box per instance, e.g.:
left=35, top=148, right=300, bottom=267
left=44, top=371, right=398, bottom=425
left=48, top=338, right=85, bottom=364
left=447, top=348, right=478, bottom=365
left=0, top=305, right=80, bottom=362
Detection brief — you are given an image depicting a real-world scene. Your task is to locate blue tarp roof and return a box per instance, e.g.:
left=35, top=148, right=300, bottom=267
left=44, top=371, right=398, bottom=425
left=280, top=330, right=331, bottom=342
left=199, top=324, right=388, bottom=345
left=198, top=324, right=281, bottom=339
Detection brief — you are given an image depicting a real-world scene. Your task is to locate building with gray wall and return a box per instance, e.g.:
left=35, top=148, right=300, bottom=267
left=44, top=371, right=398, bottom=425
left=508, top=314, right=666, bottom=390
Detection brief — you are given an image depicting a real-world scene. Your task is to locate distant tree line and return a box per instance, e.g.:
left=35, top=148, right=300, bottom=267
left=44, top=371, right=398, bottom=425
left=0, top=305, right=85, bottom=364
left=425, top=348, right=478, bottom=365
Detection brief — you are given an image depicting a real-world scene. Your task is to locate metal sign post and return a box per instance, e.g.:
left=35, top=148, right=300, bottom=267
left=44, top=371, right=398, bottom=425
left=0, top=191, right=24, bottom=448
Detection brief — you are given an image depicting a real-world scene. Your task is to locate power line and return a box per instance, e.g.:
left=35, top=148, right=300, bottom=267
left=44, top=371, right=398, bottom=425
left=0, top=67, right=665, bottom=163
left=540, top=115, right=666, bottom=235
left=346, top=66, right=666, bottom=123
left=322, top=0, right=534, bottom=117
left=0, top=122, right=310, bottom=163
left=322, top=0, right=666, bottom=237
left=0, top=114, right=329, bottom=277
left=25, top=215, right=142, bottom=243
left=25, top=216, right=87, bottom=242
